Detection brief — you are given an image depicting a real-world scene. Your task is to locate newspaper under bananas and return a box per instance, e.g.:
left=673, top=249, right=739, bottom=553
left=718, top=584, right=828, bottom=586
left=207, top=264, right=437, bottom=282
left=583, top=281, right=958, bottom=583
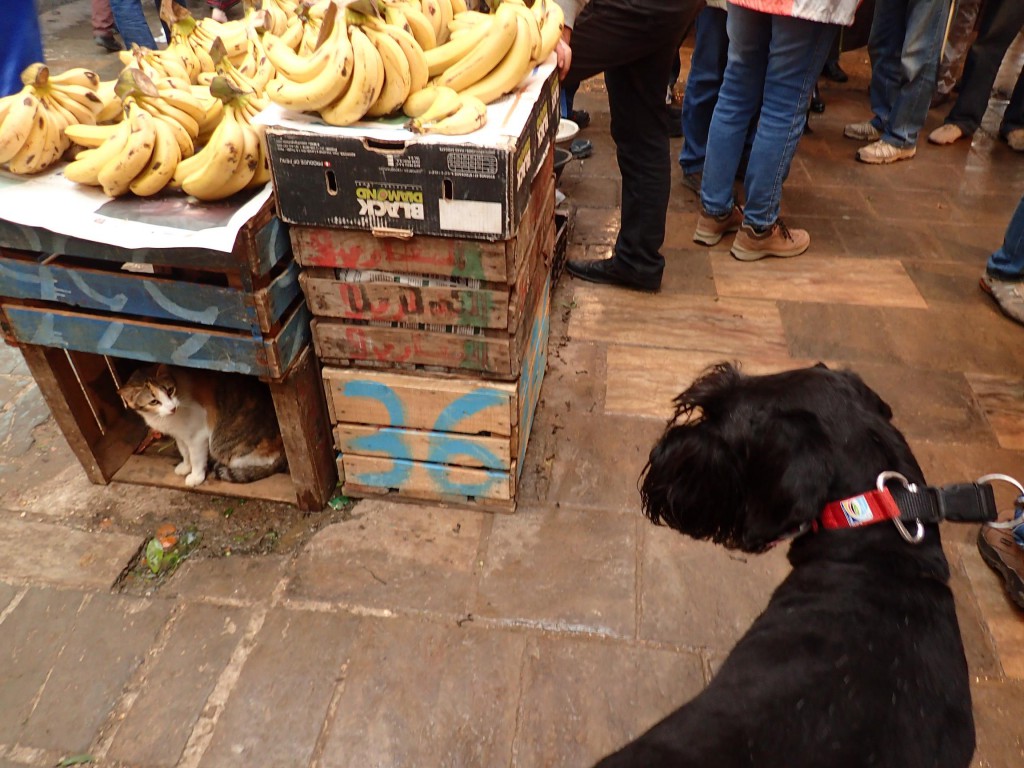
left=0, top=64, right=104, bottom=175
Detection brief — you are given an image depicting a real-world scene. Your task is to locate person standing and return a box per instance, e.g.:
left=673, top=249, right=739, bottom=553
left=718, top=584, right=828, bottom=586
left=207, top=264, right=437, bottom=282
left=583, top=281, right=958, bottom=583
left=92, top=0, right=121, bottom=51
left=557, top=0, right=701, bottom=293
left=1, top=0, right=44, bottom=97
left=694, top=1, right=851, bottom=261
left=981, top=193, right=1024, bottom=325
left=843, top=0, right=954, bottom=163
left=928, top=0, right=1024, bottom=150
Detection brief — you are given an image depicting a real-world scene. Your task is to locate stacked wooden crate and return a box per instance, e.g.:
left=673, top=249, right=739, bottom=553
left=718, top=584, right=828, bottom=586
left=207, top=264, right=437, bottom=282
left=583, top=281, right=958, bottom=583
left=290, top=151, right=555, bottom=513
left=0, top=197, right=337, bottom=510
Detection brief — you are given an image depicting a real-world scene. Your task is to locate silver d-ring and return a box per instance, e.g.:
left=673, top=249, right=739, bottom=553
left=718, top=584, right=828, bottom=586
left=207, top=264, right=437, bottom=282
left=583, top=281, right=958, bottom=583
left=893, top=518, right=925, bottom=544
left=877, top=472, right=925, bottom=544
left=976, top=473, right=1024, bottom=496
left=876, top=470, right=919, bottom=494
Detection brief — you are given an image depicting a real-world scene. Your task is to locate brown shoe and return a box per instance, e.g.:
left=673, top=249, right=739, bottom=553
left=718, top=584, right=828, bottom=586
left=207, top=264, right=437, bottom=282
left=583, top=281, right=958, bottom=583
left=730, top=220, right=810, bottom=261
left=693, top=205, right=743, bottom=246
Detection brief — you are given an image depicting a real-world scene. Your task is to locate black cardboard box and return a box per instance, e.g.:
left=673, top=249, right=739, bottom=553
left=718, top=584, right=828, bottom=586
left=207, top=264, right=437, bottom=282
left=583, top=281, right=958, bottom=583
left=265, top=65, right=558, bottom=242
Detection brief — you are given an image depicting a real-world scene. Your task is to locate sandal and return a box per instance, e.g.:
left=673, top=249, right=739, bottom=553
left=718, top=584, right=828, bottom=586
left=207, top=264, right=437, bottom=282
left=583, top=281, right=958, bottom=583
left=978, top=501, right=1024, bottom=610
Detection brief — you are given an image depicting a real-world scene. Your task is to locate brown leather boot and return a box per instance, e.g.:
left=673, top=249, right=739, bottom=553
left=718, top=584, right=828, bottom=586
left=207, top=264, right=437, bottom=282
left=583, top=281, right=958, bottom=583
left=693, top=205, right=743, bottom=246
left=730, top=220, right=810, bottom=261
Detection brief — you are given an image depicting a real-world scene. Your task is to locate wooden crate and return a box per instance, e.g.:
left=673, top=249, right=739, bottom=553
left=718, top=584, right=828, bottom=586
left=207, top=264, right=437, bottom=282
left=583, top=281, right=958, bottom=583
left=324, top=274, right=551, bottom=513
left=0, top=196, right=307, bottom=379
left=16, top=345, right=337, bottom=510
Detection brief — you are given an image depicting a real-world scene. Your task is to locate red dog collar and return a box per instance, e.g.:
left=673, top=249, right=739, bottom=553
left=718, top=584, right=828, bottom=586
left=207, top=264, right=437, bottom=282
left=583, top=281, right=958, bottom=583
left=817, top=489, right=901, bottom=531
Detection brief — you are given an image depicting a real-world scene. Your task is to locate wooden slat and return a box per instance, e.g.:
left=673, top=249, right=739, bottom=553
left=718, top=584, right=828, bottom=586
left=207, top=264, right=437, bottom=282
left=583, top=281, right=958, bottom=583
left=334, top=424, right=512, bottom=471
left=258, top=260, right=302, bottom=333
left=323, top=367, right=516, bottom=436
left=341, top=454, right=514, bottom=501
left=66, top=350, right=123, bottom=433
left=342, top=477, right=516, bottom=514
left=113, top=454, right=297, bottom=504
left=268, top=346, right=337, bottom=511
left=1, top=301, right=310, bottom=379
left=513, top=274, right=550, bottom=471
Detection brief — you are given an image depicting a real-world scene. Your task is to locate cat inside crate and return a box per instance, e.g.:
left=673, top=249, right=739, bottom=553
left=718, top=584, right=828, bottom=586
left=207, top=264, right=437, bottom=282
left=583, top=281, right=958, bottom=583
left=118, top=364, right=288, bottom=487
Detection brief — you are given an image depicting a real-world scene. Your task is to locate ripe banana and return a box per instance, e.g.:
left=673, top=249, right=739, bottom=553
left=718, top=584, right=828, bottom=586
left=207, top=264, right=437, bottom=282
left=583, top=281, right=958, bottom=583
left=450, top=0, right=467, bottom=13
left=416, top=93, right=486, bottom=135
left=436, top=3, right=517, bottom=92
left=318, top=25, right=383, bottom=126
left=65, top=122, right=123, bottom=148
left=534, top=0, right=564, bottom=66
left=49, top=67, right=101, bottom=90
left=402, top=84, right=443, bottom=118
left=400, top=2, right=436, bottom=50
left=505, top=2, right=542, bottom=63
left=363, top=26, right=412, bottom=118
left=460, top=12, right=534, bottom=105
left=435, top=0, right=454, bottom=44
left=178, top=101, right=246, bottom=200
left=129, top=111, right=181, bottom=196
left=263, top=25, right=336, bottom=83
left=95, top=80, right=123, bottom=123
left=6, top=105, right=56, bottom=174
left=420, top=0, right=444, bottom=43
left=153, top=112, right=196, bottom=158
left=267, top=18, right=355, bottom=112
left=0, top=92, right=40, bottom=164
left=423, top=15, right=492, bottom=77
left=98, top=101, right=157, bottom=196
left=406, top=85, right=461, bottom=130
left=63, top=116, right=132, bottom=185
left=374, top=18, right=428, bottom=94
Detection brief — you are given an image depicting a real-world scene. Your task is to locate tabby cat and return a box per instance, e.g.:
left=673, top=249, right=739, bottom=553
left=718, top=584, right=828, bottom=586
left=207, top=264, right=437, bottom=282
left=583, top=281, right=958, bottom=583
left=118, top=364, right=288, bottom=487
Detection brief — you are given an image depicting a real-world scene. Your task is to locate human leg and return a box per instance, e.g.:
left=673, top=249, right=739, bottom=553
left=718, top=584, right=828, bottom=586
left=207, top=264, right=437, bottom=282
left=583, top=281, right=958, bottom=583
left=110, top=0, right=157, bottom=49
left=741, top=16, right=836, bottom=228
left=92, top=0, right=115, bottom=35
left=985, top=194, right=1024, bottom=280
left=866, top=0, right=910, bottom=134
left=679, top=7, right=729, bottom=176
left=876, top=0, right=953, bottom=147
left=1000, top=67, right=1024, bottom=147
left=700, top=4, right=771, bottom=219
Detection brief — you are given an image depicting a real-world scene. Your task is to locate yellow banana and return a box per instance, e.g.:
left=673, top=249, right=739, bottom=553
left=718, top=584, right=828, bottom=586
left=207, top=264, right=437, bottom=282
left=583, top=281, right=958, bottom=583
left=416, top=93, right=486, bottom=135
left=436, top=0, right=454, bottom=43
left=179, top=102, right=245, bottom=200
left=98, top=101, right=157, bottom=197
left=139, top=96, right=201, bottom=139
left=534, top=0, right=563, bottom=66
left=423, top=15, right=492, bottom=76
left=95, top=80, right=122, bottom=123
left=400, top=2, right=436, bottom=50
left=6, top=106, right=54, bottom=174
left=363, top=26, right=412, bottom=118
left=0, top=93, right=17, bottom=125
left=377, top=18, right=428, bottom=94
left=0, top=92, right=39, bottom=164
left=63, top=117, right=132, bottom=185
left=419, top=0, right=444, bottom=42
left=263, top=26, right=336, bottom=83
left=153, top=112, right=196, bottom=158
left=246, top=124, right=272, bottom=189
left=279, top=17, right=304, bottom=50
left=65, top=122, right=123, bottom=148
left=129, top=113, right=181, bottom=196
left=267, top=20, right=354, bottom=112
left=49, top=67, right=101, bottom=90
left=210, top=108, right=259, bottom=198
left=450, top=0, right=467, bottom=13
left=436, top=3, right=517, bottom=92
left=318, top=25, right=382, bottom=127
left=402, top=84, right=443, bottom=118
left=407, top=85, right=461, bottom=130
left=49, top=83, right=104, bottom=116
left=156, top=86, right=208, bottom=124
left=460, top=12, right=533, bottom=105
left=48, top=88, right=99, bottom=125
left=506, top=2, right=542, bottom=63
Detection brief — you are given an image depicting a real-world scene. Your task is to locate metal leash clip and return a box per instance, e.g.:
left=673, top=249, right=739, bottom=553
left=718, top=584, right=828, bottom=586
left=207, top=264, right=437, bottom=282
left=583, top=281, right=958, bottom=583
left=876, top=471, right=925, bottom=544
left=976, top=474, right=1024, bottom=530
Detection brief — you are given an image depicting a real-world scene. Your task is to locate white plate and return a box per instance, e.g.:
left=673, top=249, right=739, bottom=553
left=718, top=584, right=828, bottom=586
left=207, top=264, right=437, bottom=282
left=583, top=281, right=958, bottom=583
left=556, top=118, right=579, bottom=144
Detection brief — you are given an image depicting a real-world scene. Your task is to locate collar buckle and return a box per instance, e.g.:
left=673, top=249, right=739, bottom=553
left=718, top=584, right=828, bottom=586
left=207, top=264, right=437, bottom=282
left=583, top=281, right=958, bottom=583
left=877, top=472, right=925, bottom=544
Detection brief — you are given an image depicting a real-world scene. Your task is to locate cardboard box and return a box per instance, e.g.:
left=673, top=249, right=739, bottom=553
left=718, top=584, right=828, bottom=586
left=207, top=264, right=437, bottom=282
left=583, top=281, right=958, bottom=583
left=263, top=64, right=558, bottom=241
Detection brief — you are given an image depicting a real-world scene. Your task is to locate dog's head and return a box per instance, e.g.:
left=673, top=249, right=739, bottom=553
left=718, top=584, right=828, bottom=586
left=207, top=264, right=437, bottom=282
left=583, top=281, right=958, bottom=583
left=640, top=363, right=923, bottom=552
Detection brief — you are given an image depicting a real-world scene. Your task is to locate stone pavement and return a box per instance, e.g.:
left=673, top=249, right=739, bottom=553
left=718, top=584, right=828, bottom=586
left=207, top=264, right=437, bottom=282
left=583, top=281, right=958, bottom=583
left=1, top=3, right=1024, bottom=766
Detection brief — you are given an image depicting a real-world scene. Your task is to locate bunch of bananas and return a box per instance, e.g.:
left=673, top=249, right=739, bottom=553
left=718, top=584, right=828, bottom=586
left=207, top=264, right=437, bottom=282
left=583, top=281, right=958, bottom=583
left=405, top=85, right=487, bottom=135
left=160, top=0, right=252, bottom=82
left=171, top=77, right=272, bottom=200
left=0, top=64, right=103, bottom=175
left=197, top=36, right=272, bottom=105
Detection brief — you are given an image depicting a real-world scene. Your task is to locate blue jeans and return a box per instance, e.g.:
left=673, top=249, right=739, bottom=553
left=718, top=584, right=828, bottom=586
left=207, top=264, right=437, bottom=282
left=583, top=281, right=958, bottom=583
left=701, top=5, right=835, bottom=229
left=986, top=194, right=1024, bottom=279
left=679, top=7, right=757, bottom=176
left=0, top=0, right=43, bottom=97
left=867, top=0, right=953, bottom=148
left=945, top=0, right=1024, bottom=137
left=110, top=0, right=183, bottom=49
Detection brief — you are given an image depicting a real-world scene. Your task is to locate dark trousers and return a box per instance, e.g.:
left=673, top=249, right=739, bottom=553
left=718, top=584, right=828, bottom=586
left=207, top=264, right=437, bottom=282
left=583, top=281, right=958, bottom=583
left=563, top=0, right=694, bottom=280
left=946, top=0, right=1024, bottom=136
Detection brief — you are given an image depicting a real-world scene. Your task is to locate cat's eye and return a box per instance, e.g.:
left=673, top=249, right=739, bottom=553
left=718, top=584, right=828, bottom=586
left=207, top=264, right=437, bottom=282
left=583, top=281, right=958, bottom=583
left=149, top=399, right=159, bottom=405
left=167, top=387, right=176, bottom=396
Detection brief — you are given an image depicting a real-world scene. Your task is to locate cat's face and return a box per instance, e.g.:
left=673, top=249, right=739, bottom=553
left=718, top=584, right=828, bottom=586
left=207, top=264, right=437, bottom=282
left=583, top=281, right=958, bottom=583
left=119, top=366, right=179, bottom=417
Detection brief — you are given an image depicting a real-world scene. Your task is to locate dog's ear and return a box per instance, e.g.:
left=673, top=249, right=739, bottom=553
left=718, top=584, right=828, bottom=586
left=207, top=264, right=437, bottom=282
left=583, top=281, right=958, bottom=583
left=738, top=408, right=835, bottom=551
left=641, top=419, right=744, bottom=542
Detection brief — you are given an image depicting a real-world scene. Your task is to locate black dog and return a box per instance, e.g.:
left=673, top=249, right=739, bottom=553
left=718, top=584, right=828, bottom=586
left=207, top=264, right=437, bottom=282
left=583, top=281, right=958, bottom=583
left=597, top=363, right=974, bottom=768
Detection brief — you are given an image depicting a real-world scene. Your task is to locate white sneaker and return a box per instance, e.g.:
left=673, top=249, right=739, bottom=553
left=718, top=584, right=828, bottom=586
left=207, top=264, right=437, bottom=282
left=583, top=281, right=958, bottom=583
left=844, top=121, right=881, bottom=141
left=856, top=140, right=917, bottom=164
left=928, top=123, right=965, bottom=145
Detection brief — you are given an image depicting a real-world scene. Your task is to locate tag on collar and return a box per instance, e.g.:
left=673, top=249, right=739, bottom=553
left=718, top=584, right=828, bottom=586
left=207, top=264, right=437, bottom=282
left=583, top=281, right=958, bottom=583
left=818, top=489, right=901, bottom=531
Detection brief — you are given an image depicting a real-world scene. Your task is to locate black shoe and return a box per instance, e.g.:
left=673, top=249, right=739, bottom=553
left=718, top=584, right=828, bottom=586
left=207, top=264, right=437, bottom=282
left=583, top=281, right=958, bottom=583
left=810, top=85, right=825, bottom=113
left=570, top=109, right=590, bottom=130
left=822, top=60, right=848, bottom=83
left=566, top=257, right=660, bottom=292
left=94, top=32, right=121, bottom=52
